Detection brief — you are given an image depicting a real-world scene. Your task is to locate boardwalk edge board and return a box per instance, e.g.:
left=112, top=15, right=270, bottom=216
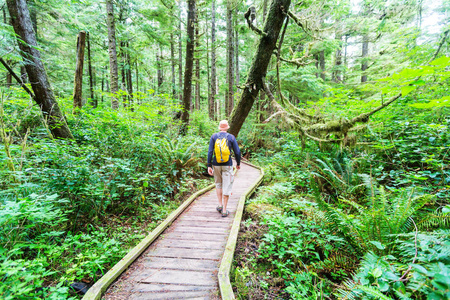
left=218, top=161, right=264, bottom=300
left=82, top=183, right=216, bottom=300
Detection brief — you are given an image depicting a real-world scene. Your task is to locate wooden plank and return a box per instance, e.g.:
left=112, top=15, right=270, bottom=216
left=161, top=232, right=228, bottom=241
left=156, top=239, right=225, bottom=250
left=140, top=257, right=219, bottom=272
left=166, top=226, right=228, bottom=234
left=135, top=269, right=216, bottom=286
left=127, top=290, right=214, bottom=300
left=147, top=247, right=223, bottom=260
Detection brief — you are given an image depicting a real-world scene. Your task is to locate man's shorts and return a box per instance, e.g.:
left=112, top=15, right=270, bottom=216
left=213, top=165, right=234, bottom=196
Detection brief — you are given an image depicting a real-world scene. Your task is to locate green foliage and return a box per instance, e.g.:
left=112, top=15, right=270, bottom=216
left=338, top=230, right=450, bottom=299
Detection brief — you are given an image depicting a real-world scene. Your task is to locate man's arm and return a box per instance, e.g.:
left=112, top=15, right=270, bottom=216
left=207, top=135, right=215, bottom=167
left=231, top=135, right=241, bottom=167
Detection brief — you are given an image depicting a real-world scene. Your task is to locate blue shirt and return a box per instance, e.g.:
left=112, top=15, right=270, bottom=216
left=207, top=132, right=241, bottom=167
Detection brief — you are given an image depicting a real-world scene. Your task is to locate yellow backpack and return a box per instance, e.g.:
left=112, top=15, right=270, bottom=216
left=214, top=133, right=231, bottom=163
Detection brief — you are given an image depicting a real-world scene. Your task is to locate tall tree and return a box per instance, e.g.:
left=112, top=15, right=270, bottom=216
left=226, top=0, right=235, bottom=116
left=361, top=34, right=369, bottom=82
left=194, top=8, right=200, bottom=110
left=178, top=4, right=183, bottom=102
left=228, top=0, right=291, bottom=137
left=73, top=30, right=86, bottom=112
left=180, top=0, right=195, bottom=135
left=170, top=32, right=176, bottom=99
left=6, top=0, right=73, bottom=139
left=157, top=44, right=163, bottom=90
left=210, top=0, right=217, bottom=120
left=106, top=0, right=119, bottom=109
left=235, top=15, right=240, bottom=85
left=87, top=32, right=96, bottom=107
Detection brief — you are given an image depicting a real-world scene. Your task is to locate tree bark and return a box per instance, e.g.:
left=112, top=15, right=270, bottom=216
left=332, top=32, right=342, bottom=83
left=7, top=0, right=73, bottom=139
left=170, top=32, right=176, bottom=99
left=87, top=32, right=96, bottom=107
left=194, top=8, right=200, bottom=110
left=226, top=1, right=234, bottom=116
left=178, top=4, right=183, bottom=102
left=228, top=0, right=291, bottom=137
left=235, top=17, right=240, bottom=86
left=206, top=21, right=211, bottom=118
left=26, top=0, right=36, bottom=34
left=319, top=49, right=325, bottom=81
left=126, top=41, right=133, bottom=109
left=180, top=0, right=195, bottom=135
left=73, top=30, right=86, bottom=112
left=157, top=44, right=163, bottom=90
left=106, top=0, right=119, bottom=109
left=361, top=34, right=369, bottom=83
left=210, top=0, right=217, bottom=120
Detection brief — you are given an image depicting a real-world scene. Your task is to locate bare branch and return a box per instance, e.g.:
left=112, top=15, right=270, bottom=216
left=244, top=6, right=267, bottom=37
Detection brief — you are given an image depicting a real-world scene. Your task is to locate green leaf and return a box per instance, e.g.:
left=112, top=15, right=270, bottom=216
left=371, top=267, right=383, bottom=278
left=429, top=56, right=450, bottom=67
left=369, top=241, right=386, bottom=250
left=401, top=85, right=416, bottom=96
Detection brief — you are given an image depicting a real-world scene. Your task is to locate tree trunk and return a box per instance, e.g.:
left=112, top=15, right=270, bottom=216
left=26, top=0, right=36, bottom=34
left=20, top=66, right=27, bottom=83
left=180, top=0, right=195, bottom=135
left=319, top=49, right=325, bottom=81
left=178, top=5, right=183, bottom=102
left=210, top=0, right=217, bottom=121
left=7, top=0, right=73, bottom=139
left=332, top=32, right=342, bottom=83
left=157, top=44, right=163, bottom=90
left=194, top=8, right=200, bottom=110
left=361, top=34, right=369, bottom=83
left=226, top=2, right=234, bottom=116
left=228, top=0, right=291, bottom=137
left=170, top=32, right=176, bottom=99
left=106, top=0, right=119, bottom=109
left=3, top=7, right=13, bottom=87
left=262, top=0, right=268, bottom=24
left=87, top=32, right=96, bottom=107
left=73, top=30, right=86, bottom=112
left=235, top=15, right=240, bottom=86
left=126, top=41, right=133, bottom=109
left=206, top=21, right=211, bottom=118
left=135, top=61, right=139, bottom=94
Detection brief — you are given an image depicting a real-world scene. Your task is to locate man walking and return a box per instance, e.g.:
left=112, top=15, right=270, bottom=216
left=207, top=120, right=241, bottom=217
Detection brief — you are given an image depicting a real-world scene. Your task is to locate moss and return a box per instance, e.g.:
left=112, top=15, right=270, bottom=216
left=246, top=202, right=281, bottom=220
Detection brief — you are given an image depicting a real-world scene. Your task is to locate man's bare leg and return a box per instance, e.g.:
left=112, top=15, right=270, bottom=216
left=216, top=188, right=223, bottom=208
left=223, top=195, right=229, bottom=213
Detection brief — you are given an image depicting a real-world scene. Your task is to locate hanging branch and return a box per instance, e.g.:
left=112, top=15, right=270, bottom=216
left=431, top=29, right=449, bottom=62
left=244, top=6, right=267, bottom=37
left=0, top=57, right=35, bottom=99
left=279, top=55, right=315, bottom=67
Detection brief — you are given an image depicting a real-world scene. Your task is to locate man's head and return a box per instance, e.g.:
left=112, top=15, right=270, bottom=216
left=218, top=120, right=230, bottom=131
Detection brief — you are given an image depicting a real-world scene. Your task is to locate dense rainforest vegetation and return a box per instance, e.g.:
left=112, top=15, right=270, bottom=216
left=0, top=0, right=449, bottom=298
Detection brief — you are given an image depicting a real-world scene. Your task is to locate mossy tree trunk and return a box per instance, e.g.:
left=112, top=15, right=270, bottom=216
left=210, top=0, right=217, bottom=120
left=180, top=0, right=195, bottom=135
left=7, top=0, right=73, bottom=139
left=228, top=0, right=291, bottom=137
left=106, top=0, right=119, bottom=109
left=73, top=30, right=86, bottom=113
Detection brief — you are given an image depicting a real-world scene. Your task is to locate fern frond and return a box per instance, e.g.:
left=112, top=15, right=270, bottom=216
left=417, top=212, right=450, bottom=230
left=357, top=285, right=394, bottom=300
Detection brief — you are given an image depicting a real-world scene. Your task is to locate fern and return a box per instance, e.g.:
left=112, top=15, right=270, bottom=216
left=310, top=178, right=364, bottom=256
left=417, top=212, right=450, bottom=230
left=357, top=285, right=395, bottom=300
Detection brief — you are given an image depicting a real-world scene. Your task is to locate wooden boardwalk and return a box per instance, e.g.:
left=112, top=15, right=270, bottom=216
left=102, top=162, right=261, bottom=300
